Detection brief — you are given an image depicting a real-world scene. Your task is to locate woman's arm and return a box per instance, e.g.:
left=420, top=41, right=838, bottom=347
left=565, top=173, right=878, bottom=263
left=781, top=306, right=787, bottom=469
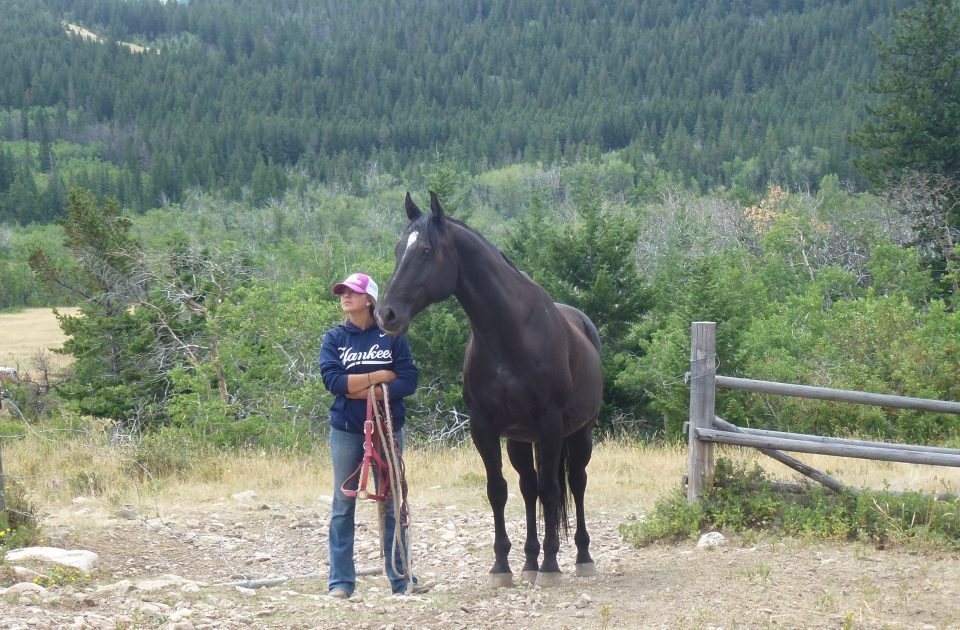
left=318, top=331, right=349, bottom=395
left=345, top=369, right=396, bottom=399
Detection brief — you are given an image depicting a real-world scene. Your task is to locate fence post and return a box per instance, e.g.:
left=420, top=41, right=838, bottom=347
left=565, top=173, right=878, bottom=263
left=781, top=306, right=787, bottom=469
left=688, top=321, right=716, bottom=503
left=0, top=438, right=6, bottom=515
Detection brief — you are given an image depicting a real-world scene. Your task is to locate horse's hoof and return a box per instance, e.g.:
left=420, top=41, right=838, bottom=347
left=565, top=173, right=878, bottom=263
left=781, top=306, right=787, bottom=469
left=489, top=572, right=513, bottom=588
left=535, top=571, right=562, bottom=587
left=575, top=562, right=597, bottom=577
left=520, top=570, right=538, bottom=584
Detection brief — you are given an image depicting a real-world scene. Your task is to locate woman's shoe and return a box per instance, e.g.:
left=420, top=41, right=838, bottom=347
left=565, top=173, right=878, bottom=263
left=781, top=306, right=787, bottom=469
left=328, top=588, right=349, bottom=599
left=407, top=581, right=435, bottom=594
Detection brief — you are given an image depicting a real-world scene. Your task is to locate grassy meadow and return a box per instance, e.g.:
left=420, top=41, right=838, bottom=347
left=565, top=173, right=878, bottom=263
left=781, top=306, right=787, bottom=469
left=0, top=307, right=79, bottom=376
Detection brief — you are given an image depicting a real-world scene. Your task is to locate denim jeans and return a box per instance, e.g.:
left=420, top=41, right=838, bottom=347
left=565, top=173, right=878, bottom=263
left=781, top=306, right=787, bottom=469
left=328, top=425, right=412, bottom=595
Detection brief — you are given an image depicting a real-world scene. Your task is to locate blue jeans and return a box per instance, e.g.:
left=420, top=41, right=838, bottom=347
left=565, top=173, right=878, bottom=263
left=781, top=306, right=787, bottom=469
left=328, top=426, right=413, bottom=595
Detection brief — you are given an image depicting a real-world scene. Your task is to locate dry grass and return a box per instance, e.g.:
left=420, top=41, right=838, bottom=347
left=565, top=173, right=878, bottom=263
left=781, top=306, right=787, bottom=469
left=5, top=426, right=959, bottom=526
left=61, top=21, right=153, bottom=54
left=731, top=446, right=960, bottom=496
left=1, top=436, right=683, bottom=519
left=0, top=307, right=79, bottom=376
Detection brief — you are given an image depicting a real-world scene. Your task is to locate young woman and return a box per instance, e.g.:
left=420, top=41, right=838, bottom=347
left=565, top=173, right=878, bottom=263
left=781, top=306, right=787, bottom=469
left=318, top=272, right=423, bottom=598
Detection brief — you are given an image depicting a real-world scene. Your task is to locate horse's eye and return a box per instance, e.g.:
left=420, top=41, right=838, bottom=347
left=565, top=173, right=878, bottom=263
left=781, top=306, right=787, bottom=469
left=421, top=247, right=432, bottom=258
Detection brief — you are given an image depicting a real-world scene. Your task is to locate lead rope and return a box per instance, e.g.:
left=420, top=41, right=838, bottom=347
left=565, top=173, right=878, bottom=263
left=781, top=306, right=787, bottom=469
left=368, top=383, right=414, bottom=593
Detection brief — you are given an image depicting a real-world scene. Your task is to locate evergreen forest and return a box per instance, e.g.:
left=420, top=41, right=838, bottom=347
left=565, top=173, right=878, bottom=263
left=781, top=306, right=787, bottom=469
left=2, top=0, right=960, bottom=449
left=2, top=0, right=892, bottom=220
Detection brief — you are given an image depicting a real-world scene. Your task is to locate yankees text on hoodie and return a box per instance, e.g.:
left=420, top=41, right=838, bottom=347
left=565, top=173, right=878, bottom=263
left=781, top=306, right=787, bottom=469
left=319, top=320, right=419, bottom=433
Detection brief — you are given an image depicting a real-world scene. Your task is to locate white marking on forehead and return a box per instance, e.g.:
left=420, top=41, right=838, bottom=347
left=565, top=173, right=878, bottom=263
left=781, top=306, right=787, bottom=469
left=406, top=231, right=419, bottom=251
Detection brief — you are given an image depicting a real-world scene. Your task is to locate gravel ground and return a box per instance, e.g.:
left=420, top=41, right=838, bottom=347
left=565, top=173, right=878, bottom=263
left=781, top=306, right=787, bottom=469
left=2, top=494, right=960, bottom=629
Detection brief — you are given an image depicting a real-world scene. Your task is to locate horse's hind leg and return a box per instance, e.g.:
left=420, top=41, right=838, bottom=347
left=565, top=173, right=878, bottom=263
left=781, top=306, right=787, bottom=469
left=507, top=439, right=540, bottom=584
left=470, top=421, right=513, bottom=588
left=567, top=423, right=596, bottom=577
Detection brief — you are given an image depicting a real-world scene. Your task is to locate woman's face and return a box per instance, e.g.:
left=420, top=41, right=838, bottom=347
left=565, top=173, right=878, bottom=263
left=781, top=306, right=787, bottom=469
left=339, top=288, right=373, bottom=316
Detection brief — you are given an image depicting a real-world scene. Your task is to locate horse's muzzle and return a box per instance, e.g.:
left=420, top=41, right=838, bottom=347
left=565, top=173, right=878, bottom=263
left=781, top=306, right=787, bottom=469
left=375, top=305, right=407, bottom=336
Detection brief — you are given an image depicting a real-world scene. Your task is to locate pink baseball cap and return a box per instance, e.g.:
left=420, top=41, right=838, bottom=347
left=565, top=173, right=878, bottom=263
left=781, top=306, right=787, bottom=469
left=332, top=272, right=379, bottom=302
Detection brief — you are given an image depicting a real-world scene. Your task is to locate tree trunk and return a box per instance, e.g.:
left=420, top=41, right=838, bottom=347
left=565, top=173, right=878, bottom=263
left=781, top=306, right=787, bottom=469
left=209, top=332, right=229, bottom=405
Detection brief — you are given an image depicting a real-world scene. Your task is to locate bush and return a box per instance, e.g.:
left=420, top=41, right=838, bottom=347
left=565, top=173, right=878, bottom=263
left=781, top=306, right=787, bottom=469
left=0, top=476, right=41, bottom=553
left=620, top=458, right=960, bottom=550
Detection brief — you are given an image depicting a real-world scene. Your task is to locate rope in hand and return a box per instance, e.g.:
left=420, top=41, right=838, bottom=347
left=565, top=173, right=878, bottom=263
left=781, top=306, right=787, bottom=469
left=370, top=383, right=413, bottom=590
left=339, top=382, right=413, bottom=592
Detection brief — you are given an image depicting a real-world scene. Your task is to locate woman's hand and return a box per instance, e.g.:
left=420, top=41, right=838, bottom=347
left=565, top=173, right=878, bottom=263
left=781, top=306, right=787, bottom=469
left=368, top=370, right=397, bottom=385
left=346, top=370, right=397, bottom=398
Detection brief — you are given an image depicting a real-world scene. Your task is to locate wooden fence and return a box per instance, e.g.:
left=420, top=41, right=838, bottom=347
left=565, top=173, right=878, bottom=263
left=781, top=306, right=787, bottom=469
left=686, top=321, right=960, bottom=502
left=0, top=437, right=6, bottom=514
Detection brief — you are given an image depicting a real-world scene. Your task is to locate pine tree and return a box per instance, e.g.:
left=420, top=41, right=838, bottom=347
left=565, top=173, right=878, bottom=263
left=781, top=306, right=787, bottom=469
left=8, top=154, right=39, bottom=223
left=27, top=188, right=153, bottom=423
left=502, top=176, right=650, bottom=424
left=0, top=147, right=14, bottom=193
left=850, top=0, right=960, bottom=186
left=38, top=113, right=54, bottom=174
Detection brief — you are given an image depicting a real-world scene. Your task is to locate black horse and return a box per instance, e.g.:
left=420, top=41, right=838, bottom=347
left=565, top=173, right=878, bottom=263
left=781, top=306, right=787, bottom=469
left=377, top=192, right=603, bottom=587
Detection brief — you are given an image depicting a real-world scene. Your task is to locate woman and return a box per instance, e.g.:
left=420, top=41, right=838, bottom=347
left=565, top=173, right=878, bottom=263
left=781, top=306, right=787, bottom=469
left=318, top=272, right=423, bottom=598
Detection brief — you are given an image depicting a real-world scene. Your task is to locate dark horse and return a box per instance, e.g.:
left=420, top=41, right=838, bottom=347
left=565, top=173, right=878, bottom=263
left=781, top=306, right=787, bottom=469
left=377, top=192, right=603, bottom=587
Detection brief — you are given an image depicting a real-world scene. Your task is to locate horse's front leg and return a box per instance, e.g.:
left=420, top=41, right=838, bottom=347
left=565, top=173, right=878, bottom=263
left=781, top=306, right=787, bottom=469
left=506, top=439, right=540, bottom=584
left=470, top=421, right=512, bottom=588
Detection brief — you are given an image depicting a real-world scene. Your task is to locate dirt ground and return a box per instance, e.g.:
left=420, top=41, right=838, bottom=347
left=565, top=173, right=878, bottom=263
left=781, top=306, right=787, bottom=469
left=2, top=494, right=959, bottom=630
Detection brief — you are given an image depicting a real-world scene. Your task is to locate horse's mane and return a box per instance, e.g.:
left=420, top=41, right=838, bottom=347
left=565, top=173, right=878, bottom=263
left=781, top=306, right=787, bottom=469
left=418, top=213, right=525, bottom=276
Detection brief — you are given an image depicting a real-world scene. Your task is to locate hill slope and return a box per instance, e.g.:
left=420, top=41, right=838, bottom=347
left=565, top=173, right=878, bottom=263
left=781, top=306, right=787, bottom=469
left=0, top=0, right=889, bottom=220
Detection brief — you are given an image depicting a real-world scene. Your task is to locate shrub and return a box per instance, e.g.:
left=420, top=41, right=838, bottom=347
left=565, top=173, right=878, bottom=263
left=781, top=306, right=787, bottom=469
left=620, top=458, right=960, bottom=550
left=0, top=477, right=41, bottom=553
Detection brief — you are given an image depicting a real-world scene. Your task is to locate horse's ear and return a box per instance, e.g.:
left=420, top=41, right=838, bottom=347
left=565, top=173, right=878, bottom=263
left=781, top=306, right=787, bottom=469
left=429, top=191, right=447, bottom=227
left=405, top=192, right=422, bottom=221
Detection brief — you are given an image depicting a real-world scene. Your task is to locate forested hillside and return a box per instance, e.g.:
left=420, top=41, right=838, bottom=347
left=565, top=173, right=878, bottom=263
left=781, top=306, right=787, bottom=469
left=0, top=0, right=889, bottom=223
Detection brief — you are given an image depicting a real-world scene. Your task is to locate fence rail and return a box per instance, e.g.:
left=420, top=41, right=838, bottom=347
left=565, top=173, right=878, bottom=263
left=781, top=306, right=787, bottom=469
left=687, top=321, right=960, bottom=502
left=693, top=427, right=960, bottom=468
left=716, top=375, right=960, bottom=415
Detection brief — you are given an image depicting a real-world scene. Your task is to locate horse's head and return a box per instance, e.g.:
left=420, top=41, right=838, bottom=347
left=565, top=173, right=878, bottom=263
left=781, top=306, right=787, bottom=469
left=376, top=191, right=459, bottom=335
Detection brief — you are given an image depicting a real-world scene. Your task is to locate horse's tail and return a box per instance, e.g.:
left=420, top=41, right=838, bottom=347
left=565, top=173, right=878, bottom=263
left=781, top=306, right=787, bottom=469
left=533, top=441, right=571, bottom=543
left=556, top=439, right=571, bottom=541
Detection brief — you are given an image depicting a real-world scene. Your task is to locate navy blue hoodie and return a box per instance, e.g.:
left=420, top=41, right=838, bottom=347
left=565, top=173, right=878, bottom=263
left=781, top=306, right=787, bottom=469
left=319, top=320, right=419, bottom=433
